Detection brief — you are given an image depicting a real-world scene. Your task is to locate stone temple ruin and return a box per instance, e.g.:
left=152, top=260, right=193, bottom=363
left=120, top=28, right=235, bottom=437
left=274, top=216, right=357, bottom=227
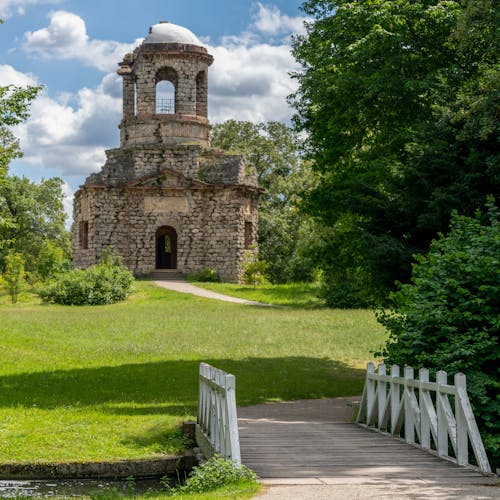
left=72, top=22, right=259, bottom=282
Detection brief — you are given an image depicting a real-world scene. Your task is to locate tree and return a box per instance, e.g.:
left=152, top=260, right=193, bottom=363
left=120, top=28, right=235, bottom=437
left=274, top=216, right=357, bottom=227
left=377, top=202, right=500, bottom=468
left=291, top=0, right=499, bottom=304
left=1, top=250, right=25, bottom=303
left=211, top=120, right=318, bottom=283
left=0, top=175, right=70, bottom=278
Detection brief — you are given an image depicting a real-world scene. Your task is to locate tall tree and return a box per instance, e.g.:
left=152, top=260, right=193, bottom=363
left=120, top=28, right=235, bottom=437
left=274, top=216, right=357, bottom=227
left=211, top=120, right=318, bottom=283
left=0, top=19, right=68, bottom=279
left=291, top=0, right=499, bottom=304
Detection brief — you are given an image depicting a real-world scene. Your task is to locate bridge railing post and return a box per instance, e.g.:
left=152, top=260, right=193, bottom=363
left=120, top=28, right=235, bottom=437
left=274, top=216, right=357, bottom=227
left=196, top=363, right=241, bottom=465
left=357, top=362, right=491, bottom=473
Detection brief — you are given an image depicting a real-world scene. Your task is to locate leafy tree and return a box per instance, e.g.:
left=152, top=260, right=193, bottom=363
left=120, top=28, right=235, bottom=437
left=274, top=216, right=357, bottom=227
left=291, top=0, right=499, bottom=304
left=377, top=201, right=500, bottom=468
left=1, top=250, right=25, bottom=303
left=211, top=120, right=318, bottom=283
left=0, top=175, right=70, bottom=278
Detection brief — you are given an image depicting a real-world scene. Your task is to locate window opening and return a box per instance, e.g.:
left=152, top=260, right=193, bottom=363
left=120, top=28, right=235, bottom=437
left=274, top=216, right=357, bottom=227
left=244, top=221, right=253, bottom=248
left=79, top=221, right=89, bottom=249
left=156, top=80, right=176, bottom=114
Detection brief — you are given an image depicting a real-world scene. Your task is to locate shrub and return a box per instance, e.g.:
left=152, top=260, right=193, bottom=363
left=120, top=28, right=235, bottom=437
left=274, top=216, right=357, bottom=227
left=1, top=251, right=25, bottom=303
left=38, top=260, right=134, bottom=306
left=172, top=455, right=257, bottom=494
left=377, top=201, right=500, bottom=468
left=242, top=246, right=268, bottom=287
left=188, top=268, right=220, bottom=282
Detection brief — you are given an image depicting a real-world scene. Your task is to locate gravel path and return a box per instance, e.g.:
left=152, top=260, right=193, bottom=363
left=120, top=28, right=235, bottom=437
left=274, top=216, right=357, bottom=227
left=154, top=280, right=270, bottom=306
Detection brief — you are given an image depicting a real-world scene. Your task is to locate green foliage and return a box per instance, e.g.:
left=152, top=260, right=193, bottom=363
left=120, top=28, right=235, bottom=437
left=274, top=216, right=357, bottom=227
left=211, top=120, right=317, bottom=283
left=172, top=456, right=257, bottom=494
left=0, top=82, right=41, bottom=176
left=38, top=258, right=134, bottom=306
left=188, top=267, right=220, bottom=282
left=291, top=0, right=500, bottom=303
left=241, top=246, right=268, bottom=287
left=1, top=250, right=24, bottom=303
left=0, top=175, right=70, bottom=279
left=377, top=202, right=500, bottom=467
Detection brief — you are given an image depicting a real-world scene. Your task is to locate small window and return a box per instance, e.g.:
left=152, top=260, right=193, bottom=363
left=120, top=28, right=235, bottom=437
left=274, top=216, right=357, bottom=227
left=79, top=221, right=89, bottom=249
left=244, top=221, right=253, bottom=248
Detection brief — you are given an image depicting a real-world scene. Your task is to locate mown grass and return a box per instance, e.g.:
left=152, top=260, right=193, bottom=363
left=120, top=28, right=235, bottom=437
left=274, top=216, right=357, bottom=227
left=190, top=281, right=322, bottom=307
left=0, top=281, right=386, bottom=463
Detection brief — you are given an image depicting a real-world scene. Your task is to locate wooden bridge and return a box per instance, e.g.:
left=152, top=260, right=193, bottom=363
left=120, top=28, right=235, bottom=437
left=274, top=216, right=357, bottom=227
left=196, top=363, right=498, bottom=496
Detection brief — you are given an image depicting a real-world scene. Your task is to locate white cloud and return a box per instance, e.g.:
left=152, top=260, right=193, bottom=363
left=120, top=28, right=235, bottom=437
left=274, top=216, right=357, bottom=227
left=208, top=43, right=300, bottom=124
left=23, top=10, right=141, bottom=72
left=13, top=69, right=121, bottom=178
left=252, top=2, right=307, bottom=36
left=0, top=0, right=60, bottom=18
left=0, top=63, right=38, bottom=86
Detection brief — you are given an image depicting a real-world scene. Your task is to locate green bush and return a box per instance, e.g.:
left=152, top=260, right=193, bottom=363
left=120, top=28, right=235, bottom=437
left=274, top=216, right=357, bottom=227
left=38, top=260, right=134, bottom=306
left=377, top=201, right=499, bottom=468
left=172, top=455, right=257, bottom=494
left=188, top=268, right=220, bottom=282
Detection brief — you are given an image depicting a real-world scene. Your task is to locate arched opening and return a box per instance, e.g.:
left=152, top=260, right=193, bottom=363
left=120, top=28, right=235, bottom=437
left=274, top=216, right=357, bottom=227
left=156, top=226, right=177, bottom=269
left=156, top=67, right=178, bottom=114
left=196, top=70, right=207, bottom=117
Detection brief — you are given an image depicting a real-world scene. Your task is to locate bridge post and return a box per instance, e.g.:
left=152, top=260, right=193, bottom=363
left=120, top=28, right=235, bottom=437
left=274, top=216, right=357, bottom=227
left=436, top=370, right=448, bottom=457
left=419, top=367, right=431, bottom=450
left=390, top=365, right=400, bottom=435
left=377, top=364, right=387, bottom=430
left=404, top=366, right=415, bottom=444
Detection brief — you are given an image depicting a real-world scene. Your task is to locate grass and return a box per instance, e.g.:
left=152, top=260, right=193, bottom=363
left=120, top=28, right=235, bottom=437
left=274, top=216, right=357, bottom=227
left=0, top=280, right=387, bottom=464
left=190, top=281, right=322, bottom=307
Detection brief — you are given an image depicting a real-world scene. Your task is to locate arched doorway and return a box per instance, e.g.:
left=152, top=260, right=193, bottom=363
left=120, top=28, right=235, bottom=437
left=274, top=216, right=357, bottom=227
left=156, top=226, right=177, bottom=269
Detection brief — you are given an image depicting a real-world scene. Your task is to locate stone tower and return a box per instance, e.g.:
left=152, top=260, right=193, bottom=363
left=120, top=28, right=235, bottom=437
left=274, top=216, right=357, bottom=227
left=72, top=22, right=259, bottom=282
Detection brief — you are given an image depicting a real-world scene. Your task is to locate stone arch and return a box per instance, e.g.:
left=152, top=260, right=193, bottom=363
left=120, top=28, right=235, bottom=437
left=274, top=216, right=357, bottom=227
left=155, top=67, right=178, bottom=114
left=155, top=225, right=177, bottom=269
left=196, top=70, right=208, bottom=117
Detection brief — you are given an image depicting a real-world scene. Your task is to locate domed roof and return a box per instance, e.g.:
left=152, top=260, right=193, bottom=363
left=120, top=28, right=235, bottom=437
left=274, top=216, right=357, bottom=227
left=144, top=22, right=203, bottom=46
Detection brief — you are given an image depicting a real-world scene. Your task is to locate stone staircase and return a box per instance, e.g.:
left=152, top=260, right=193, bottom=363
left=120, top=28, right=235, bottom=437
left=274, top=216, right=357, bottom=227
left=150, top=269, right=185, bottom=281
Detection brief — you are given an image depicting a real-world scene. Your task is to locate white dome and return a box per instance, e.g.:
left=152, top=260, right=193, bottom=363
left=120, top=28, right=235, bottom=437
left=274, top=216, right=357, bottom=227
left=144, top=22, right=203, bottom=45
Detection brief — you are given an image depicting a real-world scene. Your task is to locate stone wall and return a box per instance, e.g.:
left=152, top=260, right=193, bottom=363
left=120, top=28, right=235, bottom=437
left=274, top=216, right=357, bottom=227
left=73, top=184, right=259, bottom=282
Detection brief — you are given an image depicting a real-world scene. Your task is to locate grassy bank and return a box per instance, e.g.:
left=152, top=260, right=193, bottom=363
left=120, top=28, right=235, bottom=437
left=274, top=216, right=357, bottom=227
left=0, top=281, right=386, bottom=463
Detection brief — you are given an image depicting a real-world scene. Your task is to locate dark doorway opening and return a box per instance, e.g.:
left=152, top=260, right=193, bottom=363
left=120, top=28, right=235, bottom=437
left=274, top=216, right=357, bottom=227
left=156, top=226, right=177, bottom=269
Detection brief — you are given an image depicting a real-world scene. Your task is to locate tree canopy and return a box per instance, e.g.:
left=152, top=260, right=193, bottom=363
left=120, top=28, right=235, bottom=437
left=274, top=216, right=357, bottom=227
left=291, top=0, right=499, bottom=304
left=211, top=120, right=318, bottom=283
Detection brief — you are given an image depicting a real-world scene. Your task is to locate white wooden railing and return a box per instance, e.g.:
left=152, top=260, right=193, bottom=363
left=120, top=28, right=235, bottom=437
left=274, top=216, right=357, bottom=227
left=357, top=362, right=491, bottom=473
left=196, top=363, right=241, bottom=464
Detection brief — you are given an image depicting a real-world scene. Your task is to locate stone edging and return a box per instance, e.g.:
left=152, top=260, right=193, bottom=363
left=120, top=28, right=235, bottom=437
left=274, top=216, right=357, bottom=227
left=0, top=451, right=197, bottom=480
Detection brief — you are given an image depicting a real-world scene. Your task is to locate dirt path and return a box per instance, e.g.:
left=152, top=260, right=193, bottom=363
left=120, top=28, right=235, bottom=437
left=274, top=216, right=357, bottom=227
left=154, top=280, right=270, bottom=306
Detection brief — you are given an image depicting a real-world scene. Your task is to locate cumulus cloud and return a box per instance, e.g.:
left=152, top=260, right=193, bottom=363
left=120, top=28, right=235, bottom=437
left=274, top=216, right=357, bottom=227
left=252, top=2, right=307, bottom=36
left=0, top=63, right=38, bottom=86
left=23, top=10, right=141, bottom=72
left=0, top=0, right=60, bottom=18
left=208, top=43, right=300, bottom=124
left=12, top=68, right=121, bottom=178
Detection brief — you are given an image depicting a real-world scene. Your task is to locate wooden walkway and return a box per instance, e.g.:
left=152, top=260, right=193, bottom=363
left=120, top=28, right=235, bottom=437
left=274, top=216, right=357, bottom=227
left=237, top=398, right=498, bottom=488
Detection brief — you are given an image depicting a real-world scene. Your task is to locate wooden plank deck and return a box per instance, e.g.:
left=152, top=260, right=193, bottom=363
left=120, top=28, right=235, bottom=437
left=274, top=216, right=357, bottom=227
left=237, top=398, right=498, bottom=486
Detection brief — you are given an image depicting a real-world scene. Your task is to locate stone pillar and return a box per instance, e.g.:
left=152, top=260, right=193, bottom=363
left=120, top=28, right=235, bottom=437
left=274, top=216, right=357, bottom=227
left=122, top=75, right=135, bottom=118
left=196, top=70, right=208, bottom=117
left=136, top=65, right=156, bottom=116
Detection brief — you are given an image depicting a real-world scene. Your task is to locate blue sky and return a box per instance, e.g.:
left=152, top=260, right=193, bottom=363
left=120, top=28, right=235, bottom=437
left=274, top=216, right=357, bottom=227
left=0, top=0, right=306, bottom=217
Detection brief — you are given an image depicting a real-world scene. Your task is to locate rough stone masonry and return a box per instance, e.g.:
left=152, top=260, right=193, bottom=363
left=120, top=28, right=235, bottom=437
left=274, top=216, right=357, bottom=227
left=72, top=22, right=260, bottom=282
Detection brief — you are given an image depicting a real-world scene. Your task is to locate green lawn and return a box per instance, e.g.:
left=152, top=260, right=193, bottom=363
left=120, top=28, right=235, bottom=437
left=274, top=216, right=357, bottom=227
left=0, top=281, right=386, bottom=464
left=190, top=281, right=323, bottom=307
